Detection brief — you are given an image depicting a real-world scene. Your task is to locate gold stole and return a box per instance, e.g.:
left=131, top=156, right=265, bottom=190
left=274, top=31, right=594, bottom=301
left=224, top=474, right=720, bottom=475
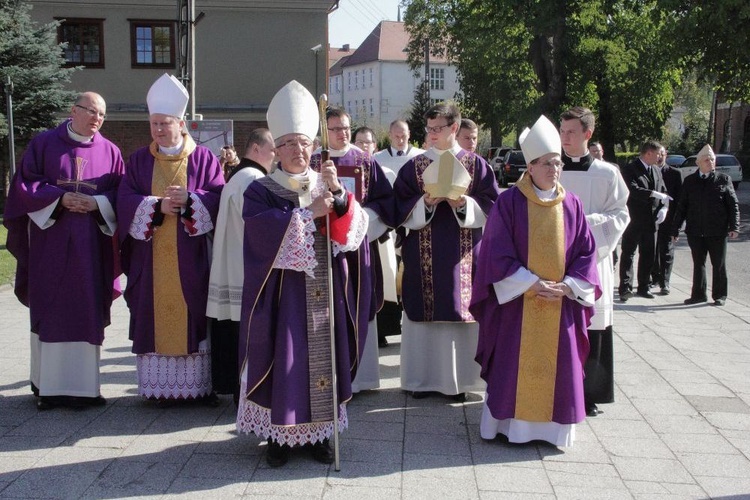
left=150, top=134, right=196, bottom=355
left=514, top=174, right=567, bottom=422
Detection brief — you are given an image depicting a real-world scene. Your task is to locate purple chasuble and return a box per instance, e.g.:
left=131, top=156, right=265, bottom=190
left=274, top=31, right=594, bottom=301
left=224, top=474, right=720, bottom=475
left=4, top=121, right=124, bottom=345
left=393, top=149, right=498, bottom=322
left=239, top=175, right=369, bottom=428
left=117, top=145, right=224, bottom=354
left=311, top=148, right=395, bottom=320
left=470, top=186, right=601, bottom=424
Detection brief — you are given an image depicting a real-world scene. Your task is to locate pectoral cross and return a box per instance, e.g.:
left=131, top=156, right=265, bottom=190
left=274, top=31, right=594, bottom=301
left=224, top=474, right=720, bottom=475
left=57, top=156, right=97, bottom=193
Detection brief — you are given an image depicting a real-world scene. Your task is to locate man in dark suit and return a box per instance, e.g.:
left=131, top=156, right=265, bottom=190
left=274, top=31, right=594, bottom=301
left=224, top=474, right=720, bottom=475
left=672, top=144, right=739, bottom=306
left=651, top=146, right=682, bottom=295
left=619, top=140, right=668, bottom=301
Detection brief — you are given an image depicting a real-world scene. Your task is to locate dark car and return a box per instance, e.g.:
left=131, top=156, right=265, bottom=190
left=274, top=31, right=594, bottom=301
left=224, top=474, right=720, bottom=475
left=497, top=149, right=526, bottom=187
left=665, top=154, right=686, bottom=168
left=488, top=146, right=513, bottom=180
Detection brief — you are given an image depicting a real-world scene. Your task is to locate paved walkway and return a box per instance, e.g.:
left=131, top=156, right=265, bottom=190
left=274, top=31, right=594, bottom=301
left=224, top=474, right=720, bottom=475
left=1, top=265, right=750, bottom=499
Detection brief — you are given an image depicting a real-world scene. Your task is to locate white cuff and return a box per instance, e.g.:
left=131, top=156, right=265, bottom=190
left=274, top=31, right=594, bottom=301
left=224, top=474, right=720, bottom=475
left=493, top=268, right=538, bottom=305
left=28, top=199, right=60, bottom=230
left=562, top=276, right=596, bottom=307
left=93, top=195, right=117, bottom=236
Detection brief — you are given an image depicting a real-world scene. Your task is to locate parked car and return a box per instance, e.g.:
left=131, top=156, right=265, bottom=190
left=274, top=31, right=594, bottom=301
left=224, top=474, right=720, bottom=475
left=497, top=149, right=527, bottom=187
left=677, top=154, right=742, bottom=189
left=665, top=154, right=686, bottom=168
left=489, top=146, right=513, bottom=181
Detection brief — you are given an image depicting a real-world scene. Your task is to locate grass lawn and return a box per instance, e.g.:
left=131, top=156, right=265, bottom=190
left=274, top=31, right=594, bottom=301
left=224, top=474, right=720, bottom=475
left=0, top=217, right=17, bottom=287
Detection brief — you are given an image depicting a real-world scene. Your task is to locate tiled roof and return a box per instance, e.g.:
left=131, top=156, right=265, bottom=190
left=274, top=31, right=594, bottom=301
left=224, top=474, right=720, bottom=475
left=341, top=21, right=448, bottom=67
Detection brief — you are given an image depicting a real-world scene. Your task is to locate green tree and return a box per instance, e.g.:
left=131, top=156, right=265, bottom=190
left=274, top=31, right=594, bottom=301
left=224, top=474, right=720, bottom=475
left=660, top=0, right=750, bottom=104
left=403, top=0, right=682, bottom=154
left=661, top=72, right=712, bottom=155
left=0, top=0, right=76, bottom=209
left=406, top=80, right=431, bottom=147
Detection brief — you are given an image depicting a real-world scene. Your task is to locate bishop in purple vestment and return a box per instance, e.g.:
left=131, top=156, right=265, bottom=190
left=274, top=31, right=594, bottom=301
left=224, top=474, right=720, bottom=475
left=117, top=74, right=224, bottom=402
left=4, top=92, right=124, bottom=409
left=470, top=115, right=601, bottom=446
left=237, top=80, right=370, bottom=467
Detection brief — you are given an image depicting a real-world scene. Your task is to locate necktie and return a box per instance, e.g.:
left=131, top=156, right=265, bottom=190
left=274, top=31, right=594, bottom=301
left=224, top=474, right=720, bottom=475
left=397, top=150, right=404, bottom=156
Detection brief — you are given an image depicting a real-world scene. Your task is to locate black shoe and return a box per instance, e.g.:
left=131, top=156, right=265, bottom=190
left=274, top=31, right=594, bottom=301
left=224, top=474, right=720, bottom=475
left=201, top=392, right=221, bottom=407
left=636, top=290, right=655, bottom=299
left=266, top=439, right=290, bottom=467
left=619, top=291, right=634, bottom=302
left=411, top=391, right=429, bottom=399
left=378, top=337, right=389, bottom=348
left=67, top=395, right=107, bottom=408
left=451, top=393, right=467, bottom=402
left=713, top=298, right=726, bottom=306
left=311, top=438, right=334, bottom=464
left=684, top=297, right=707, bottom=305
left=36, top=397, right=58, bottom=411
left=586, top=404, right=603, bottom=417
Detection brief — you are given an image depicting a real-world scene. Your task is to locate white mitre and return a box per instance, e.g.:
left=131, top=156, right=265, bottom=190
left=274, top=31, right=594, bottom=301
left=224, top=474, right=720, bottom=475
left=519, top=115, right=561, bottom=163
left=267, top=80, right=319, bottom=141
left=147, top=73, right=189, bottom=118
left=696, top=144, right=714, bottom=160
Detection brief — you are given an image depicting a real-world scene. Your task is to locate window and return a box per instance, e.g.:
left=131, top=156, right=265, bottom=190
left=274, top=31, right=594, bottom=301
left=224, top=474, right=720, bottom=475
left=347, top=72, right=352, bottom=91
left=57, top=18, right=104, bottom=68
left=369, top=98, right=374, bottom=117
left=355, top=70, right=359, bottom=89
left=369, top=68, right=373, bottom=87
left=130, top=20, right=175, bottom=68
left=430, top=68, right=445, bottom=91
left=347, top=101, right=351, bottom=114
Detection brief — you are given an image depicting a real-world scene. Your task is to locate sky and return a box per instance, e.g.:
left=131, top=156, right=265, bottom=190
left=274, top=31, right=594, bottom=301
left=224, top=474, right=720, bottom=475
left=328, top=0, right=404, bottom=48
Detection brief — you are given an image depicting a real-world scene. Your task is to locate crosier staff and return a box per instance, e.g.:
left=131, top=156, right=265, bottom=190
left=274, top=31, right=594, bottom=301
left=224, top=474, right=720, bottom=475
left=318, top=94, right=341, bottom=472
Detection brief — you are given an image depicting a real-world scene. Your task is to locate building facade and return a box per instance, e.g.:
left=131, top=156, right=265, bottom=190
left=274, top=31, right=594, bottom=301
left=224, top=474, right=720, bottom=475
left=27, top=0, right=337, bottom=156
left=328, top=21, right=460, bottom=132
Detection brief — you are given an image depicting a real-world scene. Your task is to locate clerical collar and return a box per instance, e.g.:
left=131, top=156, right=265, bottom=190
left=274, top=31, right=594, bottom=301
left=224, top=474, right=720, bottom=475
left=562, top=152, right=593, bottom=172
left=532, top=183, right=558, bottom=201
left=329, top=144, right=352, bottom=158
left=425, top=142, right=462, bottom=161
left=159, top=137, right=184, bottom=156
left=67, top=122, right=94, bottom=143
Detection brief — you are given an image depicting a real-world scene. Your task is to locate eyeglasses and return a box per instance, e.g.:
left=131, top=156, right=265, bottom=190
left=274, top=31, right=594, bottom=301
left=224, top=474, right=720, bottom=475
left=425, top=124, right=450, bottom=134
left=536, top=159, right=563, bottom=170
left=355, top=140, right=374, bottom=146
left=278, top=139, right=313, bottom=150
left=327, top=126, right=350, bottom=133
left=75, top=104, right=107, bottom=120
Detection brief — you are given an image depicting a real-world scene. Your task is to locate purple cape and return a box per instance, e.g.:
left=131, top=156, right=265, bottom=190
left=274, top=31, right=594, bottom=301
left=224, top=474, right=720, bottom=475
left=311, top=149, right=395, bottom=319
left=3, top=121, right=124, bottom=345
left=239, top=175, right=369, bottom=427
left=469, top=186, right=601, bottom=424
left=117, top=144, right=224, bottom=354
left=393, top=149, right=499, bottom=322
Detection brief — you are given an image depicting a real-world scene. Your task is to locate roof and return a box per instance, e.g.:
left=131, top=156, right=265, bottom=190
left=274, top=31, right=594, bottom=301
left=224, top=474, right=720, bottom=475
left=341, top=21, right=448, bottom=67
left=329, top=45, right=355, bottom=69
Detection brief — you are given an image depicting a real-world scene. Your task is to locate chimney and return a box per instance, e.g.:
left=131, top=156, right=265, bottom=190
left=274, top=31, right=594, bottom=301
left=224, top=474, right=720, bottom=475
left=342, top=44, right=350, bottom=52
